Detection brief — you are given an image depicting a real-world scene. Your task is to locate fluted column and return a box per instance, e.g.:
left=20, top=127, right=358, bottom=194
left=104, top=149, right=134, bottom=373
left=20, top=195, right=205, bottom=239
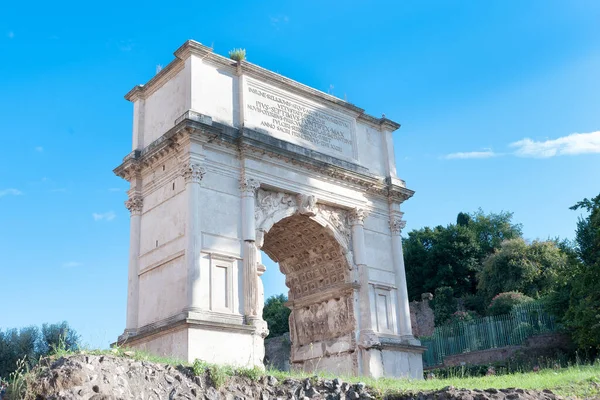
left=182, top=162, right=206, bottom=311
left=390, top=213, right=413, bottom=338
left=240, top=178, right=261, bottom=319
left=349, top=208, right=374, bottom=338
left=125, top=194, right=143, bottom=332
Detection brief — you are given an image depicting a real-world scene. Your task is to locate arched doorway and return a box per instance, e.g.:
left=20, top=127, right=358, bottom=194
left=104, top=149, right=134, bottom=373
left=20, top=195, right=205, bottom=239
left=256, top=191, right=359, bottom=375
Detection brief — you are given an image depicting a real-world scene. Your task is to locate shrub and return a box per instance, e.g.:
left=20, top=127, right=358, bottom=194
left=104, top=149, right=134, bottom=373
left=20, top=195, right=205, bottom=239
left=461, top=294, right=486, bottom=315
left=487, top=292, right=533, bottom=316
left=447, top=310, right=478, bottom=324
left=432, top=286, right=457, bottom=325
left=228, top=48, right=246, bottom=61
left=511, top=322, right=535, bottom=342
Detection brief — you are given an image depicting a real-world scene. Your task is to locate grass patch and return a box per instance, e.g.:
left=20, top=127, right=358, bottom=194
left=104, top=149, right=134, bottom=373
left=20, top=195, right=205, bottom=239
left=366, top=364, right=600, bottom=398
left=265, top=362, right=600, bottom=399
left=8, top=346, right=600, bottom=398
left=192, top=359, right=262, bottom=388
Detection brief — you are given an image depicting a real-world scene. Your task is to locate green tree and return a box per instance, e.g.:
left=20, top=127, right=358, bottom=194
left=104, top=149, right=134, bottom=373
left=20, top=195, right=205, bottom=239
left=469, top=209, right=523, bottom=260
left=0, top=326, right=40, bottom=378
left=39, top=321, right=80, bottom=354
left=404, top=225, right=480, bottom=300
left=543, top=239, right=580, bottom=321
left=431, top=286, right=458, bottom=325
left=404, top=210, right=523, bottom=305
left=477, top=238, right=566, bottom=303
left=562, top=193, right=600, bottom=349
left=0, top=322, right=80, bottom=379
left=456, top=212, right=471, bottom=227
left=263, top=294, right=291, bottom=338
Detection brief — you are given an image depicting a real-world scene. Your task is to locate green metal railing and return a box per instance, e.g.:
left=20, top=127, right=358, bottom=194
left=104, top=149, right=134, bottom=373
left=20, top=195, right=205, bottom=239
left=421, top=302, right=558, bottom=367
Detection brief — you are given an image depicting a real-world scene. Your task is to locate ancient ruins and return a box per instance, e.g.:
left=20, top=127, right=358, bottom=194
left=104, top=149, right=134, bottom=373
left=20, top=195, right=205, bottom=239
left=114, top=40, right=424, bottom=378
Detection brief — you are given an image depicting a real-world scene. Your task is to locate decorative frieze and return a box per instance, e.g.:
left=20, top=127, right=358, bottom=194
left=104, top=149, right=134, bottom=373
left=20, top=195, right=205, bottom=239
left=114, top=124, right=415, bottom=203
left=317, top=204, right=351, bottom=247
left=254, top=189, right=351, bottom=249
left=180, top=163, right=206, bottom=184
left=254, top=189, right=295, bottom=223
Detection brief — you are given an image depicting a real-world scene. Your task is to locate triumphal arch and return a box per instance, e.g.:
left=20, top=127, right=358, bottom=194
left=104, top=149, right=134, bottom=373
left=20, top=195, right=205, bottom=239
left=114, top=40, right=424, bottom=378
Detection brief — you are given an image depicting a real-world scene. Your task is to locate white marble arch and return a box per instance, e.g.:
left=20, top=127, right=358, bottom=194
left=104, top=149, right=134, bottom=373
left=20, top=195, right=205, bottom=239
left=114, top=39, right=425, bottom=379
left=254, top=193, right=359, bottom=375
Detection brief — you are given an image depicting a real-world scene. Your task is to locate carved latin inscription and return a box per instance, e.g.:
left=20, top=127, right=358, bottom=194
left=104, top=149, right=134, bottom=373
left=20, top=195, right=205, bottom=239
left=244, top=79, right=355, bottom=159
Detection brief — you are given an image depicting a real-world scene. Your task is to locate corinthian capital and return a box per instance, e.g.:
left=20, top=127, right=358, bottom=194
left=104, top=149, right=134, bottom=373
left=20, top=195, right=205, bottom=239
left=125, top=195, right=143, bottom=215
left=389, top=215, right=406, bottom=235
left=181, top=162, right=206, bottom=184
left=349, top=208, right=368, bottom=226
left=240, top=178, right=260, bottom=196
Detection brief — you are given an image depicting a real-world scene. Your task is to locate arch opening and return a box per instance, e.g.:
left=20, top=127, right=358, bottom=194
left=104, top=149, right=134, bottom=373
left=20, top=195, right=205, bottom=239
left=260, top=213, right=358, bottom=374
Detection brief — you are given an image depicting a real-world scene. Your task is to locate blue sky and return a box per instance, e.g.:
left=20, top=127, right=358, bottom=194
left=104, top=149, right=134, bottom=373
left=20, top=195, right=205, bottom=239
left=1, top=1, right=598, bottom=349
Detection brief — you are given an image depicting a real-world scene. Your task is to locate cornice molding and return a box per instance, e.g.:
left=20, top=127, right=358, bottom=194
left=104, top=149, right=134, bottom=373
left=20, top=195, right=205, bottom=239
left=114, top=116, right=415, bottom=203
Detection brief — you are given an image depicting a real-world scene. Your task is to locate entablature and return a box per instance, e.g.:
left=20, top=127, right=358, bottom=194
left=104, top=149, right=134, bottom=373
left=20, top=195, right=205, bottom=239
left=114, top=113, right=414, bottom=204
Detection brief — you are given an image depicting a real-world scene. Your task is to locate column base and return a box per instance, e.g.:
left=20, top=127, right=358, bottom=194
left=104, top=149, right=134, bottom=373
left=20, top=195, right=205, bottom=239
left=246, top=315, right=269, bottom=338
left=360, top=334, right=426, bottom=379
left=117, top=329, right=138, bottom=344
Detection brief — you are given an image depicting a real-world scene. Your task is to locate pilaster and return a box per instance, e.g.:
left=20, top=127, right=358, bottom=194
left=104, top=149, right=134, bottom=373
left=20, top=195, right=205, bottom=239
left=124, top=193, right=143, bottom=334
left=181, top=161, right=206, bottom=311
left=389, top=210, right=414, bottom=339
left=349, top=208, right=377, bottom=375
left=240, top=178, right=261, bottom=322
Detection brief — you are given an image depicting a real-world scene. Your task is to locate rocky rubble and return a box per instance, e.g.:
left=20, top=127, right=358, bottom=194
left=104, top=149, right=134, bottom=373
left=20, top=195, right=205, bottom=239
left=19, top=354, right=563, bottom=400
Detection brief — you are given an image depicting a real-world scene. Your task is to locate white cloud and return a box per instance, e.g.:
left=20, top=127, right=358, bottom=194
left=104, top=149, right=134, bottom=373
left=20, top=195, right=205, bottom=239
left=444, top=150, right=497, bottom=160
left=270, top=15, right=289, bottom=28
left=0, top=188, right=23, bottom=197
left=62, top=261, right=83, bottom=268
left=7, top=31, right=14, bottom=39
left=117, top=39, right=135, bottom=52
left=35, top=146, right=44, bottom=152
left=93, top=211, right=116, bottom=221
left=510, top=131, right=600, bottom=158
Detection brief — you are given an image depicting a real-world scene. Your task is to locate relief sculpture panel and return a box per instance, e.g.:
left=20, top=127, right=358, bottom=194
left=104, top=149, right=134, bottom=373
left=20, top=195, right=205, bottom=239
left=292, top=293, right=355, bottom=346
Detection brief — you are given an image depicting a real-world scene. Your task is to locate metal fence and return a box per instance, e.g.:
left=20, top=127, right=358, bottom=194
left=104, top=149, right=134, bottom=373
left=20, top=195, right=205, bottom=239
left=421, top=302, right=558, bottom=367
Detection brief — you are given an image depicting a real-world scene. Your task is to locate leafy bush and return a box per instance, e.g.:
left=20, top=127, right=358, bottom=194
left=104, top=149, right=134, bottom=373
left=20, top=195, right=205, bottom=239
left=511, top=322, right=535, bottom=342
left=478, top=239, right=567, bottom=303
left=432, top=286, right=457, bottom=325
left=228, top=48, right=246, bottom=61
left=447, top=310, right=478, bottom=324
left=461, top=294, right=486, bottom=315
left=487, top=292, right=533, bottom=316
